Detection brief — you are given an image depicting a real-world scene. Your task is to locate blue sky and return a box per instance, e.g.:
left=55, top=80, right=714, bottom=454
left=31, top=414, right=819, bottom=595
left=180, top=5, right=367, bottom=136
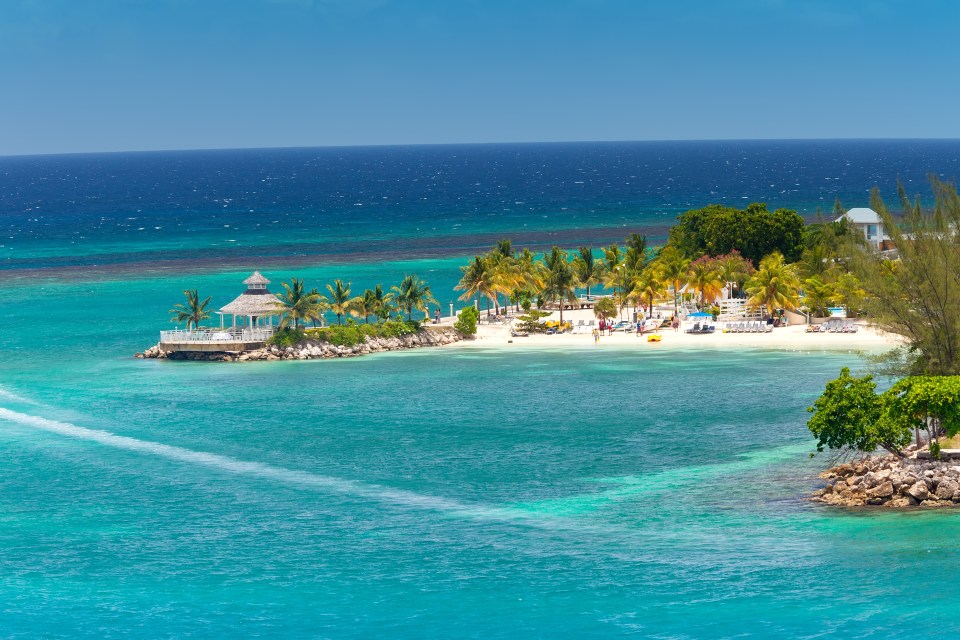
left=1, top=0, right=957, bottom=155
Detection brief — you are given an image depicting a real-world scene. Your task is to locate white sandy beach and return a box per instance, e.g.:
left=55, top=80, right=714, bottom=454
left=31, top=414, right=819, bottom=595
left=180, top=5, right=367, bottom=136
left=446, top=307, right=902, bottom=352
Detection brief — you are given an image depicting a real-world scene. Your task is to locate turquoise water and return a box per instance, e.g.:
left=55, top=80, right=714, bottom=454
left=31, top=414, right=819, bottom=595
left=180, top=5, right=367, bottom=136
left=6, top=141, right=960, bottom=637
left=3, top=269, right=960, bottom=638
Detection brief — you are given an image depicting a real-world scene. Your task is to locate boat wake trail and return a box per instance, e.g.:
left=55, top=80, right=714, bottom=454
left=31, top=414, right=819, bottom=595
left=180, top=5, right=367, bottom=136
left=0, top=407, right=556, bottom=527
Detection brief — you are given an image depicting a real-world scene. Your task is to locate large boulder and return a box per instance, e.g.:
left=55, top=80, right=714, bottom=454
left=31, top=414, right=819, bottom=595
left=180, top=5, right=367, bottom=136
left=907, top=481, right=930, bottom=501
left=866, top=481, right=894, bottom=499
left=936, top=479, right=959, bottom=500
left=886, top=497, right=914, bottom=508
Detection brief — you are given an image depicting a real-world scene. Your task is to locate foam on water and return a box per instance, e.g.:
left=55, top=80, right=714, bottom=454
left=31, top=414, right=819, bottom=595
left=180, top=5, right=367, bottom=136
left=0, top=406, right=481, bottom=512
left=0, top=405, right=625, bottom=534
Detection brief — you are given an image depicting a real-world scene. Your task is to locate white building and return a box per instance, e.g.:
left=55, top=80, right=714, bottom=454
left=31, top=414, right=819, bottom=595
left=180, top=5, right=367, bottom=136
left=836, top=207, right=890, bottom=249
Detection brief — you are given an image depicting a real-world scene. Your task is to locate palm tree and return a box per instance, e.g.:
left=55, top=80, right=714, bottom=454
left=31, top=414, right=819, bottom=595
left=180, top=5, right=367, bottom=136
left=372, top=284, right=395, bottom=322
left=486, top=250, right=520, bottom=314
left=714, top=250, right=754, bottom=299
left=632, top=265, right=667, bottom=316
left=513, top=247, right=545, bottom=311
left=573, top=246, right=602, bottom=300
left=687, top=257, right=724, bottom=307
left=745, top=251, right=801, bottom=315
left=276, top=278, right=325, bottom=329
left=655, top=246, right=691, bottom=317
left=623, top=234, right=648, bottom=275
left=832, top=271, right=866, bottom=317
left=326, top=279, right=359, bottom=325
left=392, top=275, right=438, bottom=321
left=456, top=255, right=487, bottom=310
left=354, top=289, right=378, bottom=324
left=543, top=248, right=579, bottom=325
left=494, top=238, right=513, bottom=258
left=169, top=289, right=212, bottom=331
left=801, top=275, right=834, bottom=317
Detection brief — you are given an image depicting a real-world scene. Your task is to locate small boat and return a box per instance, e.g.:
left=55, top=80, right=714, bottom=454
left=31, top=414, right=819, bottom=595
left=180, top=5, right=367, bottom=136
left=647, top=334, right=662, bottom=342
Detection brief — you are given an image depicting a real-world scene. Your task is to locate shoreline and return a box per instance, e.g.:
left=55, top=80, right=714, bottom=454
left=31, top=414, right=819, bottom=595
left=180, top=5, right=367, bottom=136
left=140, top=308, right=903, bottom=362
left=814, top=450, right=960, bottom=508
left=138, top=326, right=464, bottom=361
left=459, top=308, right=902, bottom=354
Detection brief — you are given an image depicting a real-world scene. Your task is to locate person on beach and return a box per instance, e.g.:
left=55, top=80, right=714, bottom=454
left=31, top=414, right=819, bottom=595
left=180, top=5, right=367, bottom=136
left=435, top=309, right=440, bottom=324
left=672, top=317, right=679, bottom=332
left=592, top=328, right=599, bottom=343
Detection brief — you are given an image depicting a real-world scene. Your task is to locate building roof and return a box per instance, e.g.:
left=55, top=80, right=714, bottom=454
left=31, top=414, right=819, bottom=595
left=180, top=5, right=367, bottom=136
left=219, top=291, right=286, bottom=316
left=219, top=271, right=286, bottom=316
left=242, top=271, right=270, bottom=285
left=838, top=207, right=881, bottom=224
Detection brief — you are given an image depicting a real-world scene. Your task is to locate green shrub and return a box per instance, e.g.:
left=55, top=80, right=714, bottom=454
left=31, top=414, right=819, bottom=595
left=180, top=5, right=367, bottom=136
left=303, top=320, right=420, bottom=347
left=267, top=328, right=306, bottom=348
left=454, top=306, right=479, bottom=335
left=515, top=310, right=551, bottom=333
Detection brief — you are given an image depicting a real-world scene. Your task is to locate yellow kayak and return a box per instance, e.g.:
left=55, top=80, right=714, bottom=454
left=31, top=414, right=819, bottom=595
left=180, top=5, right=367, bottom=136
left=647, top=334, right=662, bottom=342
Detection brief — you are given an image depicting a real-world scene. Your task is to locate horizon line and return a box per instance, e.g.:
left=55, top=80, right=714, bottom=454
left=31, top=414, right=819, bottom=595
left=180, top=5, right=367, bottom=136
left=3, top=137, right=960, bottom=161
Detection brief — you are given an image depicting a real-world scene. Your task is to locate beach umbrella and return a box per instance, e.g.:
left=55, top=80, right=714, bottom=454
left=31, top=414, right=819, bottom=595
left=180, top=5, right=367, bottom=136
left=689, top=311, right=712, bottom=318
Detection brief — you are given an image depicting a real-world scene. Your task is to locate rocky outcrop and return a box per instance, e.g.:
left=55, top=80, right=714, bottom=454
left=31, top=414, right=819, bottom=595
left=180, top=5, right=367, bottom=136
left=136, top=327, right=463, bottom=362
left=813, top=447, right=960, bottom=508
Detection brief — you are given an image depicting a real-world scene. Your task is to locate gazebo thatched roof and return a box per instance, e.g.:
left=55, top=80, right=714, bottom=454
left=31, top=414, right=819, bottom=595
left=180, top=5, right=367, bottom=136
left=219, top=291, right=285, bottom=316
left=243, top=271, right=270, bottom=285
left=219, top=270, right=287, bottom=316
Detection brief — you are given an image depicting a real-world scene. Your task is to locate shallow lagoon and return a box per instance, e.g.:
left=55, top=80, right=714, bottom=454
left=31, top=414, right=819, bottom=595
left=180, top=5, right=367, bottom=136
left=4, top=302, right=960, bottom=638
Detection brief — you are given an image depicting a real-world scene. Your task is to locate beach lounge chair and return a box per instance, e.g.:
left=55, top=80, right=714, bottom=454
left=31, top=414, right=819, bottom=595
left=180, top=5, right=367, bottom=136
left=685, top=323, right=701, bottom=334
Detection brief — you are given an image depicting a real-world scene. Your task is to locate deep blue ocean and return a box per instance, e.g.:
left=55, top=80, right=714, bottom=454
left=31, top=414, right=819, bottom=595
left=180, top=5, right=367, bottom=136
left=2, top=140, right=960, bottom=638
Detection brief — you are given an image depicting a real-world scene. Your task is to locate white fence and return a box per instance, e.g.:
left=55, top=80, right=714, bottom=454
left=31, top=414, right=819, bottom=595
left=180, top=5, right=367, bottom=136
left=160, top=328, right=276, bottom=343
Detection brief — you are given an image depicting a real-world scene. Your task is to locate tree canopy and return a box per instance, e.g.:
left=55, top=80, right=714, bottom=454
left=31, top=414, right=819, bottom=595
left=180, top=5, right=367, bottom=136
left=807, top=368, right=912, bottom=457
left=169, top=289, right=212, bottom=330
left=850, top=179, right=960, bottom=375
left=668, top=202, right=805, bottom=265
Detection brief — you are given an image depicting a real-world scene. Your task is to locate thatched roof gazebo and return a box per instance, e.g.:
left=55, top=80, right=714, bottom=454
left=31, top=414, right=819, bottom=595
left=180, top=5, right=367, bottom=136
left=216, top=271, right=287, bottom=330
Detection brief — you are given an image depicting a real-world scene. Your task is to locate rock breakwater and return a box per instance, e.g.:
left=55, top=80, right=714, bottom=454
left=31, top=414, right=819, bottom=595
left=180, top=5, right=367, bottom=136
left=813, top=448, right=960, bottom=508
left=137, top=327, right=464, bottom=361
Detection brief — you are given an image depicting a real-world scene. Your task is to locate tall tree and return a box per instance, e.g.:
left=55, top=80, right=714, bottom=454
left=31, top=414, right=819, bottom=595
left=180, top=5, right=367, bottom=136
left=715, top=250, right=754, bottom=299
left=852, top=179, right=960, bottom=374
left=668, top=202, right=805, bottom=264
left=456, top=255, right=488, bottom=310
left=513, top=247, right=545, bottom=311
left=655, top=246, right=691, bottom=317
left=631, top=265, right=667, bottom=316
left=326, top=279, right=358, bottom=326
left=744, top=251, right=801, bottom=315
left=392, top=275, right=438, bottom=321
left=542, top=247, right=579, bottom=325
left=573, top=246, right=602, bottom=299
left=486, top=250, right=520, bottom=314
left=372, top=284, right=395, bottom=322
left=276, top=278, right=325, bottom=329
left=354, top=289, right=378, bottom=324
left=686, top=257, right=724, bottom=307
left=801, top=275, right=834, bottom=317
left=169, top=289, right=212, bottom=331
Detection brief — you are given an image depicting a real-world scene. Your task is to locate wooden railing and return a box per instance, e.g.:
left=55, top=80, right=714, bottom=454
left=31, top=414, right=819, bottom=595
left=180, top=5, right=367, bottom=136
left=160, top=327, right=276, bottom=342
